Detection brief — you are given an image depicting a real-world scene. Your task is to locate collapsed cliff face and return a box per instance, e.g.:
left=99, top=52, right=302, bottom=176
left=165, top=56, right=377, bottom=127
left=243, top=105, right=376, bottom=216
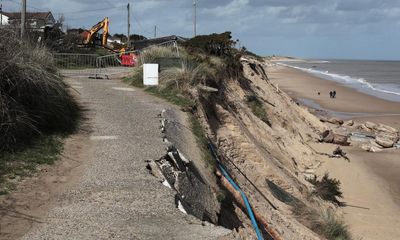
left=194, top=55, right=328, bottom=239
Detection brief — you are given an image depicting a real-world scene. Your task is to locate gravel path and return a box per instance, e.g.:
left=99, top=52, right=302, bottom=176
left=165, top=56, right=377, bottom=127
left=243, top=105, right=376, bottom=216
left=21, top=77, right=230, bottom=239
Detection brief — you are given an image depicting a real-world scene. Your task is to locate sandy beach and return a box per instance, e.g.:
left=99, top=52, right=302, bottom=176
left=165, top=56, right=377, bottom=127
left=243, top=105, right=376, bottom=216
left=268, top=65, right=400, bottom=128
left=269, top=65, right=400, bottom=240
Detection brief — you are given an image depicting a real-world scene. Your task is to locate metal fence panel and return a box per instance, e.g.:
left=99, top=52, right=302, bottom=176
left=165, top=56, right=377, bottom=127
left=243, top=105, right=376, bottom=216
left=54, top=40, right=180, bottom=79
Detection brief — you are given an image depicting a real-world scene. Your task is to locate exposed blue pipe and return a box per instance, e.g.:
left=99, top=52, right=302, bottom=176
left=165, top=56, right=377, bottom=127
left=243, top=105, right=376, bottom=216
left=208, top=142, right=264, bottom=240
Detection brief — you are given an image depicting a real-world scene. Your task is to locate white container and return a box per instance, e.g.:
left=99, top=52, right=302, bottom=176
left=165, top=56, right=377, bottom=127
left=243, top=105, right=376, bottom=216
left=143, top=64, right=159, bottom=86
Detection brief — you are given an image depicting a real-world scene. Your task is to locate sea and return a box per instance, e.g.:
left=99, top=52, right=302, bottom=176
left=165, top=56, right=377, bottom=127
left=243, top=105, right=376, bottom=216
left=278, top=60, right=400, bottom=102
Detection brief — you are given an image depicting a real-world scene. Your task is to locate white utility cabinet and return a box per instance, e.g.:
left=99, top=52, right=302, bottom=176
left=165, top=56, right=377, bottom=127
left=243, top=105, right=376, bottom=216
left=143, top=64, right=159, bottom=86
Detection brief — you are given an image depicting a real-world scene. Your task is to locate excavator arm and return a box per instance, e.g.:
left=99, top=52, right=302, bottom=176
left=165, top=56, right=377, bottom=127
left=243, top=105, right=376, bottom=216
left=83, top=17, right=109, bottom=46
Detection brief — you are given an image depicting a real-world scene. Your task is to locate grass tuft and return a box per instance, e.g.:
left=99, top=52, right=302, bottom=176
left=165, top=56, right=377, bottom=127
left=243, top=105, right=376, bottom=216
left=0, top=28, right=80, bottom=151
left=123, top=66, right=144, bottom=88
left=139, top=46, right=180, bottom=65
left=188, top=115, right=216, bottom=170
left=246, top=95, right=271, bottom=127
left=145, top=87, right=194, bottom=107
left=293, top=203, right=352, bottom=240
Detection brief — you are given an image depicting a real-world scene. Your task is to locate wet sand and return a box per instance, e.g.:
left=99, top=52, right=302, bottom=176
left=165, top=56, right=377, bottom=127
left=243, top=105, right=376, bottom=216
left=268, top=65, right=400, bottom=128
left=269, top=65, right=400, bottom=240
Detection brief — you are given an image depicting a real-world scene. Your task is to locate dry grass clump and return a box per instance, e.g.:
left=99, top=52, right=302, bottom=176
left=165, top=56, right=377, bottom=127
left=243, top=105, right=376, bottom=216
left=293, top=203, right=352, bottom=240
left=0, top=29, right=80, bottom=151
left=139, top=45, right=180, bottom=65
left=128, top=46, right=216, bottom=92
left=159, top=59, right=215, bottom=90
left=266, top=179, right=351, bottom=239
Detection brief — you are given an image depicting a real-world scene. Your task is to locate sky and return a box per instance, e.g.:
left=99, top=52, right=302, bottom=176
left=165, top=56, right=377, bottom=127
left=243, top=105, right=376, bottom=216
left=3, top=0, right=400, bottom=60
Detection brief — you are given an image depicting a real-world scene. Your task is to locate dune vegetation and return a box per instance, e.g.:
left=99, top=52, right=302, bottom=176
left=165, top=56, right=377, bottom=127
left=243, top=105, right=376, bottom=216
left=0, top=29, right=81, bottom=192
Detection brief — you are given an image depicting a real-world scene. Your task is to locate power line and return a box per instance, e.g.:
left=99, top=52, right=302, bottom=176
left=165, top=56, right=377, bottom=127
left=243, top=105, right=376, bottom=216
left=4, top=0, right=46, bottom=11
left=55, top=6, right=122, bottom=15
left=102, top=0, right=114, bottom=8
left=154, top=25, right=169, bottom=36
left=193, top=0, right=196, bottom=37
left=132, top=14, right=152, bottom=36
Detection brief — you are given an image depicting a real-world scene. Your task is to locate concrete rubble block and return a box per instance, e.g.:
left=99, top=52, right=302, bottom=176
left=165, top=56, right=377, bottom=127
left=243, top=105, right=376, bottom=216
left=321, top=130, right=350, bottom=146
left=320, top=118, right=344, bottom=125
left=361, top=142, right=383, bottom=153
left=350, top=132, right=375, bottom=143
left=357, top=124, right=371, bottom=132
left=365, top=121, right=377, bottom=130
left=321, top=130, right=334, bottom=143
left=146, top=160, right=165, bottom=181
left=374, top=124, right=399, bottom=135
left=343, top=120, right=354, bottom=127
left=375, top=134, right=399, bottom=148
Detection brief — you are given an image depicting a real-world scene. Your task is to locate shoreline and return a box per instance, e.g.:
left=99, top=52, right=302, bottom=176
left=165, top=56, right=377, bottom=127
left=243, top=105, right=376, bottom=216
left=268, top=65, right=400, bottom=240
left=269, top=65, right=400, bottom=128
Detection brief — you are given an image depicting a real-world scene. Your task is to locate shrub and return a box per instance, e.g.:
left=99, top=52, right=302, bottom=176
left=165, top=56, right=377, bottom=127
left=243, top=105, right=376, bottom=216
left=0, top=29, right=80, bottom=151
left=183, top=32, right=237, bottom=57
left=183, top=32, right=245, bottom=80
left=308, top=173, right=343, bottom=205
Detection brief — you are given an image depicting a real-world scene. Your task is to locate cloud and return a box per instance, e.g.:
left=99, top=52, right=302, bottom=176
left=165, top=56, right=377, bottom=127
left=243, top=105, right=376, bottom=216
left=3, top=0, right=400, bottom=59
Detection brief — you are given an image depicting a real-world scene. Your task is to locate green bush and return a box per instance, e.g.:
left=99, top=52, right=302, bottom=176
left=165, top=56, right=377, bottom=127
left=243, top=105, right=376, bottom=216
left=183, top=32, right=237, bottom=57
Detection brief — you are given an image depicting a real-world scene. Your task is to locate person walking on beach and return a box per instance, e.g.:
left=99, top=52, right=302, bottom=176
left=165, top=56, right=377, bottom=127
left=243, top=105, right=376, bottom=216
left=329, top=91, right=333, bottom=98
left=333, top=90, right=336, bottom=98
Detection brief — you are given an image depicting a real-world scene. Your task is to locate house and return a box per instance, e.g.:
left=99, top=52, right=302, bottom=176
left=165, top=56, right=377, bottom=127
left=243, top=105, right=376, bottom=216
left=3, top=11, right=55, bottom=31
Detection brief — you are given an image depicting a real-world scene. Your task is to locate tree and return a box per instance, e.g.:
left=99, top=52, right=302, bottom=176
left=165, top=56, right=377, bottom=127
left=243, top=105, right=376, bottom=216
left=129, top=34, right=147, bottom=41
left=113, top=33, right=127, bottom=42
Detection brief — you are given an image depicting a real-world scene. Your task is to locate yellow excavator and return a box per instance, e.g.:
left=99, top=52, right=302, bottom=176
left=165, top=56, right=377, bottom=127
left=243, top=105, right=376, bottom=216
left=82, top=17, right=110, bottom=49
left=81, top=17, right=135, bottom=66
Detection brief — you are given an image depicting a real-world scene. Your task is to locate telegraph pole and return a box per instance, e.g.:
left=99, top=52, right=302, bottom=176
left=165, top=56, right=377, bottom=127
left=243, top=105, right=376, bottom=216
left=1, top=0, right=3, bottom=27
left=21, top=0, right=26, bottom=38
left=127, top=3, right=130, bottom=47
left=193, top=0, right=196, bottom=37
left=154, top=25, right=156, bottom=38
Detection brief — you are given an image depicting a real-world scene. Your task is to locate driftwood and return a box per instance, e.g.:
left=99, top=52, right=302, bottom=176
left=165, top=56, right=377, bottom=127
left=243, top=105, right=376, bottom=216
left=333, top=147, right=350, bottom=161
left=216, top=170, right=283, bottom=240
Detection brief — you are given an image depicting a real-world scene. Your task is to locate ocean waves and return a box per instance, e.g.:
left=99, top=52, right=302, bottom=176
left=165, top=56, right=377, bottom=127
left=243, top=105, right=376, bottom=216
left=278, top=63, right=400, bottom=99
